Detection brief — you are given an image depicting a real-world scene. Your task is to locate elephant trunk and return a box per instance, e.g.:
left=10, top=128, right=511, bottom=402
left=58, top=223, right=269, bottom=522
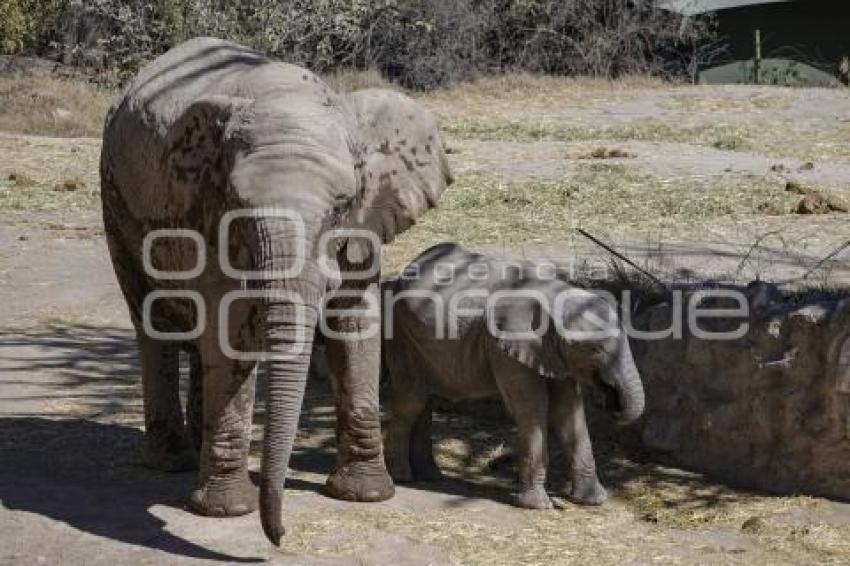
left=606, top=337, right=645, bottom=424
left=253, top=213, right=323, bottom=546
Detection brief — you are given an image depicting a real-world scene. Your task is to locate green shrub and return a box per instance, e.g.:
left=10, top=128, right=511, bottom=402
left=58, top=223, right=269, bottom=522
left=0, top=0, right=62, bottom=54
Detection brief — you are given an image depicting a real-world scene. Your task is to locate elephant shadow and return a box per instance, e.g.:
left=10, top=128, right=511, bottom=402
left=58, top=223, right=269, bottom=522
left=0, top=322, right=266, bottom=562
left=0, top=417, right=264, bottom=563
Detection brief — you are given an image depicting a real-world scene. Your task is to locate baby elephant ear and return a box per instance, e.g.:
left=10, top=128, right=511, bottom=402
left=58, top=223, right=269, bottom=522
left=490, top=294, right=570, bottom=379
left=345, top=89, right=454, bottom=243
left=162, top=95, right=252, bottom=214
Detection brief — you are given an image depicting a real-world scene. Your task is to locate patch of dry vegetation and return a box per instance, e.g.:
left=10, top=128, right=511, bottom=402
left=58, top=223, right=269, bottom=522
left=418, top=73, right=668, bottom=123
left=383, top=166, right=804, bottom=274
left=440, top=116, right=755, bottom=153
left=663, top=90, right=796, bottom=113
left=0, top=175, right=99, bottom=216
left=0, top=76, right=112, bottom=137
left=579, top=146, right=634, bottom=159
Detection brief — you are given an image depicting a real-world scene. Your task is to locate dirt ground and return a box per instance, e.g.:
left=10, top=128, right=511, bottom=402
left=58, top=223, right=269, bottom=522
left=2, top=77, right=850, bottom=564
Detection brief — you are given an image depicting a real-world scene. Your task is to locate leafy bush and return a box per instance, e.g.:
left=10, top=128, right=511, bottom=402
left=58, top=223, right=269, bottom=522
left=3, top=0, right=717, bottom=89
left=0, top=0, right=63, bottom=54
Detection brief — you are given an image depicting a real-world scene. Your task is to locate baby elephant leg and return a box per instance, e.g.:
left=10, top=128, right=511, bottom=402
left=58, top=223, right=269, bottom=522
left=549, top=381, right=607, bottom=506
left=409, top=401, right=443, bottom=481
left=493, top=362, right=552, bottom=510
left=385, top=387, right=429, bottom=483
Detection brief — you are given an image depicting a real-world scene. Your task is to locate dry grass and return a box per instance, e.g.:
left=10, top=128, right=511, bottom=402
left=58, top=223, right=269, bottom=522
left=578, top=146, right=634, bottom=159
left=383, top=165, right=804, bottom=274
left=440, top=116, right=755, bottom=152
left=418, top=73, right=668, bottom=124
left=0, top=175, right=100, bottom=217
left=663, top=90, right=796, bottom=113
left=0, top=76, right=112, bottom=137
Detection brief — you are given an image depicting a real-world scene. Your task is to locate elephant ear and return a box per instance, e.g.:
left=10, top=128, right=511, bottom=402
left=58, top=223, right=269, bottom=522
left=489, top=290, right=570, bottom=379
left=160, top=95, right=253, bottom=216
left=345, top=89, right=453, bottom=245
left=491, top=284, right=616, bottom=380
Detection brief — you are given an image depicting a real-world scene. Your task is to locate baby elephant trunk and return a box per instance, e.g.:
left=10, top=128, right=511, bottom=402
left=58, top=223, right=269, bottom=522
left=602, top=336, right=645, bottom=424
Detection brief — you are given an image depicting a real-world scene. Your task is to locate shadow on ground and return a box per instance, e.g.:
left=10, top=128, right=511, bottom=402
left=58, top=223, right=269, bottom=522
left=0, top=418, right=263, bottom=562
left=0, top=322, right=766, bottom=560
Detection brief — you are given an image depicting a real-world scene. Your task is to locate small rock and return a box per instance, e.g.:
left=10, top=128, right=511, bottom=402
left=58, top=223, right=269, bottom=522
left=785, top=181, right=808, bottom=195
left=18, top=235, right=28, bottom=241
left=794, top=193, right=848, bottom=214
left=799, top=161, right=815, bottom=171
left=741, top=516, right=766, bottom=534
left=795, top=194, right=830, bottom=214
left=770, top=163, right=787, bottom=173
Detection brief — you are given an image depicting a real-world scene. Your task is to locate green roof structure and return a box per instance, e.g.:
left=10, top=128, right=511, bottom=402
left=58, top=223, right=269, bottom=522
left=658, top=0, right=850, bottom=86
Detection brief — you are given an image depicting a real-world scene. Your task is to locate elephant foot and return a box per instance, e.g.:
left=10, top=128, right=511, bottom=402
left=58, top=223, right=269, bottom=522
left=325, top=460, right=395, bottom=501
left=143, top=429, right=198, bottom=472
left=188, top=472, right=257, bottom=517
left=514, top=486, right=554, bottom=510
left=568, top=477, right=608, bottom=506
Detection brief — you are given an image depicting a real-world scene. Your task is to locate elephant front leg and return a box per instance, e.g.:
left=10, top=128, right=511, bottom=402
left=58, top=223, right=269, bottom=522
left=494, top=363, right=553, bottom=510
left=138, top=334, right=198, bottom=472
left=188, top=350, right=258, bottom=517
left=549, top=381, right=607, bottom=506
left=323, top=281, right=394, bottom=502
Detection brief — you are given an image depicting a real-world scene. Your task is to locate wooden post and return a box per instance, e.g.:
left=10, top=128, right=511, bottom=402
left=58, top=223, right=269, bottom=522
left=753, top=29, right=762, bottom=84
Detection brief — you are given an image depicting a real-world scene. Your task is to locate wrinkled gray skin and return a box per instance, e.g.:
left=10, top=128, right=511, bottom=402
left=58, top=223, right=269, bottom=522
left=383, top=243, right=644, bottom=509
left=100, top=38, right=452, bottom=545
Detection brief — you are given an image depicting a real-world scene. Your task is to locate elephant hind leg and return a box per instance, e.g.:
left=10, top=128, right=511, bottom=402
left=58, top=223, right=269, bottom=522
left=548, top=381, right=607, bottom=506
left=185, top=344, right=203, bottom=452
left=493, top=361, right=552, bottom=510
left=138, top=334, right=198, bottom=472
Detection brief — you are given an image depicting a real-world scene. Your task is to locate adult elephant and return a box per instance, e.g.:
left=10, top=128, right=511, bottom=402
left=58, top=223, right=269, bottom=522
left=100, top=38, right=452, bottom=545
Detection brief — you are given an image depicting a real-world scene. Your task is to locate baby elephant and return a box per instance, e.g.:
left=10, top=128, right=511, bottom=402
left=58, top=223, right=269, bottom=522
left=382, top=243, right=645, bottom=509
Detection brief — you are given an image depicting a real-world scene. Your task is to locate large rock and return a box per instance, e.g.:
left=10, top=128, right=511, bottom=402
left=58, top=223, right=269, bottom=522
left=633, top=289, right=850, bottom=499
